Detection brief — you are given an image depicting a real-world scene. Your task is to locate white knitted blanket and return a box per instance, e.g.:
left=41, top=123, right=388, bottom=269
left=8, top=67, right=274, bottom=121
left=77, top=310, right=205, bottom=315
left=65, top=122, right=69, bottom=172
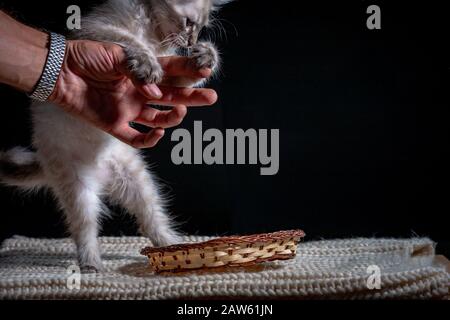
left=0, top=236, right=448, bottom=300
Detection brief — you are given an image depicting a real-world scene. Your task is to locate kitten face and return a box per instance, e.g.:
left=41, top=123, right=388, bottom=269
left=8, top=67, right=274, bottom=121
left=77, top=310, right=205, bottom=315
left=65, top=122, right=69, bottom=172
left=153, top=0, right=231, bottom=48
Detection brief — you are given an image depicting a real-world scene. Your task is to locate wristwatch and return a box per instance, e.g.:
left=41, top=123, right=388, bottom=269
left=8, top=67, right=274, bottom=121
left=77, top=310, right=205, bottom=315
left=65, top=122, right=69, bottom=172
left=29, top=32, right=66, bottom=102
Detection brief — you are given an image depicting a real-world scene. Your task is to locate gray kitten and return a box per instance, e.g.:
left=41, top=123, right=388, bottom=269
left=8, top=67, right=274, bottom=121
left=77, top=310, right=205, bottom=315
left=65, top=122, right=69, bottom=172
left=0, top=0, right=232, bottom=272
left=77, top=0, right=227, bottom=85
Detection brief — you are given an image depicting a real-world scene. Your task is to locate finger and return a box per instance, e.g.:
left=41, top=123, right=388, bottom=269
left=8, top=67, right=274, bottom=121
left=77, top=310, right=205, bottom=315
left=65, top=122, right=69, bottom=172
left=148, top=87, right=218, bottom=107
left=158, top=56, right=212, bottom=78
left=135, top=105, right=187, bottom=129
left=111, top=124, right=165, bottom=149
left=142, top=128, right=165, bottom=148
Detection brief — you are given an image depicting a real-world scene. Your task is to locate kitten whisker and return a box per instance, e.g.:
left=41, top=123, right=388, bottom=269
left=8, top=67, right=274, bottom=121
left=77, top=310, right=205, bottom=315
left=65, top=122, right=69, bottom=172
left=160, top=33, right=177, bottom=43
left=211, top=16, right=238, bottom=39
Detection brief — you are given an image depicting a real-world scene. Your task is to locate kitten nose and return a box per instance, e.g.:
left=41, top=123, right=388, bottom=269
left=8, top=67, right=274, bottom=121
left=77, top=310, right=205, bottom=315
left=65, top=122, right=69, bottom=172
left=188, top=34, right=198, bottom=47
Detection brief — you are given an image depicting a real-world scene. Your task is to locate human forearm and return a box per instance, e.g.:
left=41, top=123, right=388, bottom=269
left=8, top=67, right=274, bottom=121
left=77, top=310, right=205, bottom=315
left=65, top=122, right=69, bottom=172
left=0, top=10, right=217, bottom=149
left=0, top=11, right=49, bottom=93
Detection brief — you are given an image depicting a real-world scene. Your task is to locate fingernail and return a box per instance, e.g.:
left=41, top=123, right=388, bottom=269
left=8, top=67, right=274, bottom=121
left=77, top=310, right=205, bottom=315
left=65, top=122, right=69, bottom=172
left=143, top=84, right=162, bottom=99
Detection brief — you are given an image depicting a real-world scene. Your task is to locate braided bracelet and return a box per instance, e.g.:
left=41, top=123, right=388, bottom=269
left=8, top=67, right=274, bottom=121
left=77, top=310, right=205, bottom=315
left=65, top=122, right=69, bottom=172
left=29, top=32, right=66, bottom=102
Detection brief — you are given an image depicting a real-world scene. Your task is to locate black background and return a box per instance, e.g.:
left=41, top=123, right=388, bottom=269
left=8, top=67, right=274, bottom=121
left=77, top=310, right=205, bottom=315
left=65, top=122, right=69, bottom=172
left=0, top=1, right=448, bottom=255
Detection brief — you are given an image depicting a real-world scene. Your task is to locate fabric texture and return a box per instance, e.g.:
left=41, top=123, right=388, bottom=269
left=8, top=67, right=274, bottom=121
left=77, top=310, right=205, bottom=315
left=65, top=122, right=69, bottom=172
left=0, top=235, right=448, bottom=300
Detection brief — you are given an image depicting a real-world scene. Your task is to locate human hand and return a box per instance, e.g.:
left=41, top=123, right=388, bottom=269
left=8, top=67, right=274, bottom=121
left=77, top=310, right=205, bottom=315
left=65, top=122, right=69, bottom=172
left=48, top=40, right=218, bottom=148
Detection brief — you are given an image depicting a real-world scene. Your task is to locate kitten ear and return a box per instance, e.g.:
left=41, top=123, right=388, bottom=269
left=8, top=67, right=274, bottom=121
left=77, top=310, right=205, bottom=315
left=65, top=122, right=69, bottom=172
left=211, top=0, right=234, bottom=11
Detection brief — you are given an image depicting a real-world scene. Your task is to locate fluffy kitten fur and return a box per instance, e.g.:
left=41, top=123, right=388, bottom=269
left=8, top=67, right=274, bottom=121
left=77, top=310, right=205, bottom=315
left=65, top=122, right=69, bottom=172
left=0, top=0, right=231, bottom=272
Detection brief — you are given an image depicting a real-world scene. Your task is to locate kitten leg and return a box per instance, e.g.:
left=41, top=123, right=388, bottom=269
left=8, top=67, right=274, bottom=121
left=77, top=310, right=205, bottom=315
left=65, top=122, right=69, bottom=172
left=53, top=180, right=105, bottom=273
left=108, top=155, right=182, bottom=247
left=74, top=27, right=163, bottom=84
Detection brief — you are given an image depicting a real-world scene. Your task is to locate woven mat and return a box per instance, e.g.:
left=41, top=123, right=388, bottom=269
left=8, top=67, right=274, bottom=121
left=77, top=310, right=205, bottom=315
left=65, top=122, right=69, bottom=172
left=0, top=236, right=448, bottom=300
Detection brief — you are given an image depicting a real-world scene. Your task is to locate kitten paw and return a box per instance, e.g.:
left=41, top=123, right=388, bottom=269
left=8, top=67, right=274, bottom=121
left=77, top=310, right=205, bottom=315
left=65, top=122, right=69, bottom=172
left=126, top=49, right=163, bottom=84
left=150, top=232, right=184, bottom=247
left=80, top=264, right=104, bottom=274
left=78, top=254, right=104, bottom=273
left=191, top=42, right=219, bottom=70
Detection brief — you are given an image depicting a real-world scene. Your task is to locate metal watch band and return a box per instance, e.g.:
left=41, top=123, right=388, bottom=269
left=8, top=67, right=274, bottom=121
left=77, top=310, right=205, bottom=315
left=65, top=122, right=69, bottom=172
left=29, top=32, right=66, bottom=102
